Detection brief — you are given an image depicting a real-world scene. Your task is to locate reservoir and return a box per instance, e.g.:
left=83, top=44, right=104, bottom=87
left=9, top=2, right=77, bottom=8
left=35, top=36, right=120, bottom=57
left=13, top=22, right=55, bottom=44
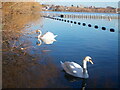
left=5, top=11, right=119, bottom=88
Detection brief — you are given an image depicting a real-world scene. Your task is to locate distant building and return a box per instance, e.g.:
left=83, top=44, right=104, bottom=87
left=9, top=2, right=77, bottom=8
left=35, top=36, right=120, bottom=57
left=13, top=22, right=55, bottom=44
left=79, top=5, right=84, bottom=8
left=89, top=6, right=95, bottom=9
left=42, top=6, right=50, bottom=10
left=48, top=7, right=55, bottom=10
left=106, top=6, right=115, bottom=9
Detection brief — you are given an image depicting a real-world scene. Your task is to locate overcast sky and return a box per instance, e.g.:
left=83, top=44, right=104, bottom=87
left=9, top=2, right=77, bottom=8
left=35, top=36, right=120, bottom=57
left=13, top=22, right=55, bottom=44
left=36, top=0, right=119, bottom=8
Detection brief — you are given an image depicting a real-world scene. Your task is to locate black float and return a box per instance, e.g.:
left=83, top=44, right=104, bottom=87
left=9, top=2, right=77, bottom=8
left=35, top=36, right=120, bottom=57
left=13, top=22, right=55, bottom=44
left=74, top=21, right=77, bottom=24
left=83, top=23, right=86, bottom=26
left=71, top=21, right=73, bottom=23
left=60, top=15, right=64, bottom=18
left=67, top=20, right=69, bottom=22
left=94, top=25, right=98, bottom=29
left=88, top=24, right=92, bottom=27
left=110, top=28, right=115, bottom=32
left=78, top=22, right=81, bottom=25
left=102, top=27, right=106, bottom=30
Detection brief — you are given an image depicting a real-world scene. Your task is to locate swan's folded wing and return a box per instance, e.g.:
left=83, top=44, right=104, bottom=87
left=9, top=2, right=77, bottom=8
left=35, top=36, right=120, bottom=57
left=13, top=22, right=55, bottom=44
left=62, top=62, right=74, bottom=74
left=44, top=32, right=56, bottom=38
left=71, top=62, right=82, bottom=69
left=41, top=34, right=56, bottom=40
left=46, top=32, right=55, bottom=36
left=62, top=62, right=84, bottom=78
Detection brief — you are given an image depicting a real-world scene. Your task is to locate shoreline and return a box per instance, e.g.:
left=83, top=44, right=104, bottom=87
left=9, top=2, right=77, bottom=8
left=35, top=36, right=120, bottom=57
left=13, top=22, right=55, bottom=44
left=43, top=10, right=119, bottom=14
left=42, top=4, right=119, bottom=14
left=42, top=11, right=119, bottom=15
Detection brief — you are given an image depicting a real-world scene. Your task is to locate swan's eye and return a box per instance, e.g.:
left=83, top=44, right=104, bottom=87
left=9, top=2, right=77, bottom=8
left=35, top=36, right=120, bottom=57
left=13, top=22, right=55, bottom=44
left=89, top=59, right=92, bottom=60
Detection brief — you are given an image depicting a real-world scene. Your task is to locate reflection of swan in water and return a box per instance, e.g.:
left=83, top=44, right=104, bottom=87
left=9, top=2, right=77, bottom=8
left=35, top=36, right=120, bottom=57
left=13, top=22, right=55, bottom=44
left=36, top=39, right=42, bottom=46
left=64, top=72, right=87, bottom=89
left=36, top=30, right=57, bottom=45
left=60, top=56, right=94, bottom=78
left=36, top=38, right=56, bottom=46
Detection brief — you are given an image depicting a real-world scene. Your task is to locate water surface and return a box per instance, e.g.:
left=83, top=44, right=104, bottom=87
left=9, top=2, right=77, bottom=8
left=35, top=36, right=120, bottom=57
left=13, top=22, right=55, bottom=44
left=21, top=11, right=118, bottom=88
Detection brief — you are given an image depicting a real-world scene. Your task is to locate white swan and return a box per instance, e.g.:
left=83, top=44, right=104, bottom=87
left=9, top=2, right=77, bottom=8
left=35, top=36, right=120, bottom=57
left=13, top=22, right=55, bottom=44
left=36, top=30, right=57, bottom=44
left=60, top=56, right=94, bottom=78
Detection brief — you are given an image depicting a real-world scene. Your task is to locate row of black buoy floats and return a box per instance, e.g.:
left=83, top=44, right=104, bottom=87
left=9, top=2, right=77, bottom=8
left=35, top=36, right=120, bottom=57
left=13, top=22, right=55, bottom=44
left=44, top=16, right=115, bottom=32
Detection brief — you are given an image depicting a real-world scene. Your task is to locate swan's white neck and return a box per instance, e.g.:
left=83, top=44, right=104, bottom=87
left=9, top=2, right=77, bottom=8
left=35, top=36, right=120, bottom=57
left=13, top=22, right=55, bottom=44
left=83, top=60, right=87, bottom=69
left=38, top=30, right=42, bottom=36
left=37, top=30, right=42, bottom=39
left=82, top=60, right=89, bottom=78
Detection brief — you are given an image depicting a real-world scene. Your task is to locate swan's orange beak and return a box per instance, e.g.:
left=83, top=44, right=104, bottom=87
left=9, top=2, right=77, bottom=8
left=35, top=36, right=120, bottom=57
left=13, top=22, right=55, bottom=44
left=36, top=30, right=41, bottom=33
left=89, top=60, right=94, bottom=64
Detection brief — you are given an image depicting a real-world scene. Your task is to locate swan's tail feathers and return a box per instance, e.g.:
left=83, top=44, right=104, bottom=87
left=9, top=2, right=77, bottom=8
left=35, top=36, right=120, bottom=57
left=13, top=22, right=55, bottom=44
left=52, top=38, right=56, bottom=41
left=55, top=35, right=58, bottom=37
left=60, top=61, right=63, bottom=65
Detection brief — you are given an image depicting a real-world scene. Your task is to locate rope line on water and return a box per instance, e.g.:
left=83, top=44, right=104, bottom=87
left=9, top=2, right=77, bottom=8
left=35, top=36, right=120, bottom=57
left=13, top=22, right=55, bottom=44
left=43, top=16, right=115, bottom=32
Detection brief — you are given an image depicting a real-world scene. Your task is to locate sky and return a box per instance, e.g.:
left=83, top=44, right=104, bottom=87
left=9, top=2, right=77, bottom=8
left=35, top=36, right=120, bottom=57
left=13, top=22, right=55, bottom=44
left=36, top=0, right=120, bottom=8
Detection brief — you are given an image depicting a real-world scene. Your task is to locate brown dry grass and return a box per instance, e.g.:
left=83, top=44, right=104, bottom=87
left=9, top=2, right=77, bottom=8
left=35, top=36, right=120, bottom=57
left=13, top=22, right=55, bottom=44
left=2, top=2, right=41, bottom=50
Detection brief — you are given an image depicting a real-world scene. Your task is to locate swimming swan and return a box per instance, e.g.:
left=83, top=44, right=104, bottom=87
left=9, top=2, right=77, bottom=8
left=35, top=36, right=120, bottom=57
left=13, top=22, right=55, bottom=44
left=36, top=30, right=57, bottom=44
left=60, top=56, right=94, bottom=78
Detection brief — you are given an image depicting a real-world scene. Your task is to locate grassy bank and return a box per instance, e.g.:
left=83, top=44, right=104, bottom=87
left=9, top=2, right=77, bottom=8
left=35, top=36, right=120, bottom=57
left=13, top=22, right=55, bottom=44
left=1, top=2, right=48, bottom=88
left=2, top=2, right=41, bottom=49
